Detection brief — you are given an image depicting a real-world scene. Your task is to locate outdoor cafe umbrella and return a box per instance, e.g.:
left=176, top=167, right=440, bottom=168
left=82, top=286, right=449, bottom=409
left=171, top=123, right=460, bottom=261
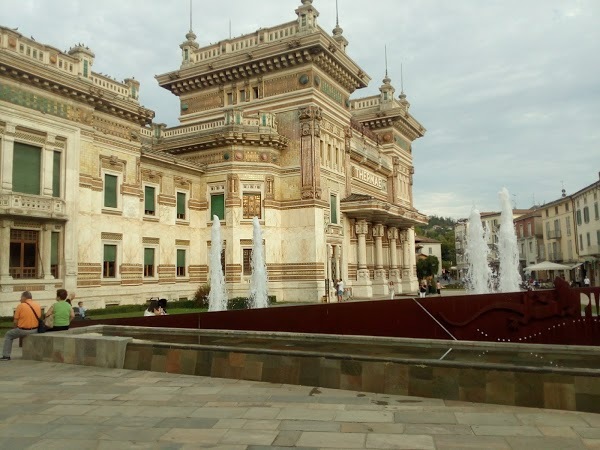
left=524, top=261, right=571, bottom=273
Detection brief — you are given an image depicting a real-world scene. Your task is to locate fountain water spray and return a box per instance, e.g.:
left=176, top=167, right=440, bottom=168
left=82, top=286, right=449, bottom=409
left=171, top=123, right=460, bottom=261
left=465, top=208, right=494, bottom=294
left=497, top=187, right=521, bottom=292
left=248, top=216, right=269, bottom=309
left=208, top=215, right=227, bottom=311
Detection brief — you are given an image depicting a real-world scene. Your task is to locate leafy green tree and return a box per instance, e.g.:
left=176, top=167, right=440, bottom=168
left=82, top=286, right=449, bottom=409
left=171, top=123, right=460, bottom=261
left=416, top=255, right=440, bottom=280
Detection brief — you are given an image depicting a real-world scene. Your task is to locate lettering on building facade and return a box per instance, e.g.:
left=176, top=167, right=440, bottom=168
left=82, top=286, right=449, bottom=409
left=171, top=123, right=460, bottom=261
left=352, top=166, right=387, bottom=191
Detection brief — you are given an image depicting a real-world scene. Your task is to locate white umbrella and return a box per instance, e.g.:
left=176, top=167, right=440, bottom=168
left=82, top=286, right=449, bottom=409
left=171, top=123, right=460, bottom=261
left=524, top=261, right=571, bottom=272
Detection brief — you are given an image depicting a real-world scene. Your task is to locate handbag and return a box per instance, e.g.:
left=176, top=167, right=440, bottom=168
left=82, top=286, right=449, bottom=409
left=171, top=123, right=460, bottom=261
left=44, top=313, right=54, bottom=329
left=25, top=302, right=46, bottom=333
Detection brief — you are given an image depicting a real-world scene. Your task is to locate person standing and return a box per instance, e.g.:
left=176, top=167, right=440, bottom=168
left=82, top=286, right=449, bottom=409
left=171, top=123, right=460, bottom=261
left=1, top=291, right=41, bottom=361
left=419, top=281, right=427, bottom=298
left=584, top=276, right=591, bottom=287
left=388, top=280, right=395, bottom=300
left=436, top=281, right=442, bottom=296
left=337, top=279, right=344, bottom=302
left=45, top=289, right=75, bottom=331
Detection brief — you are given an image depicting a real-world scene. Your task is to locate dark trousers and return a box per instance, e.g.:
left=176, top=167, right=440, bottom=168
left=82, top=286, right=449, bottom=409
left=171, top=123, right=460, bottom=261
left=47, top=325, right=70, bottom=332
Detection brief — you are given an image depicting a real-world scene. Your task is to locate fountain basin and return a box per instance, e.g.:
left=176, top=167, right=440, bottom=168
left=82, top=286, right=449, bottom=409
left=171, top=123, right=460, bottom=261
left=23, top=325, right=600, bottom=413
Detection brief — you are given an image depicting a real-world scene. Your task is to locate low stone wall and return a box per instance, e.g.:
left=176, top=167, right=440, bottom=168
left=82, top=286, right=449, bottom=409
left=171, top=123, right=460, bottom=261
left=19, top=325, right=600, bottom=413
left=122, top=339, right=600, bottom=413
left=22, top=326, right=130, bottom=369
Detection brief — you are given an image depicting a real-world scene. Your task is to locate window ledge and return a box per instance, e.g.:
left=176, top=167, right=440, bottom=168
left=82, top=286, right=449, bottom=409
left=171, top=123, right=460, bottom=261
left=176, top=219, right=190, bottom=226
left=102, top=208, right=122, bottom=216
left=143, top=216, right=160, bottom=223
left=241, top=219, right=265, bottom=225
left=206, top=220, right=226, bottom=226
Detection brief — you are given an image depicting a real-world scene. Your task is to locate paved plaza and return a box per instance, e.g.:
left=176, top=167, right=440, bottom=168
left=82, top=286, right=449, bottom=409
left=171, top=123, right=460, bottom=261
left=0, top=348, right=598, bottom=449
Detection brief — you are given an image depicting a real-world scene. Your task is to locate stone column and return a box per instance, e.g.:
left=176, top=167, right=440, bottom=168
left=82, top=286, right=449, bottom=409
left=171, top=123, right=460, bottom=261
left=1, top=124, right=15, bottom=190
left=0, top=220, right=12, bottom=283
left=353, top=220, right=372, bottom=297
left=42, top=134, right=57, bottom=196
left=372, top=224, right=387, bottom=295
left=42, top=225, right=54, bottom=280
left=388, top=227, right=401, bottom=286
left=401, top=229, right=412, bottom=293
left=334, top=245, right=341, bottom=281
left=401, top=227, right=419, bottom=293
left=299, top=106, right=322, bottom=200
left=356, top=221, right=368, bottom=271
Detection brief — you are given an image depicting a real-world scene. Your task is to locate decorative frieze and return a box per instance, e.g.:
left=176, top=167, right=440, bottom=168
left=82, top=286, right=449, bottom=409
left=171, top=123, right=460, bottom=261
left=101, top=232, right=122, bottom=241
left=15, top=129, right=45, bottom=146
left=100, top=155, right=127, bottom=178
left=175, top=239, right=190, bottom=246
left=142, top=237, right=159, bottom=245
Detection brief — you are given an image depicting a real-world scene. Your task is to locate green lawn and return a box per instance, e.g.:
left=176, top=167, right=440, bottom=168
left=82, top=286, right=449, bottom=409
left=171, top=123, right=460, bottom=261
left=0, top=307, right=206, bottom=338
left=87, top=307, right=206, bottom=320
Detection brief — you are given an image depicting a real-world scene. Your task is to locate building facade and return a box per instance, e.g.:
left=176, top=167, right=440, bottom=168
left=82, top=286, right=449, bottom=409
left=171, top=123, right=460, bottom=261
left=571, top=176, right=600, bottom=285
left=539, top=192, right=577, bottom=270
left=514, top=209, right=543, bottom=269
left=0, top=1, right=427, bottom=314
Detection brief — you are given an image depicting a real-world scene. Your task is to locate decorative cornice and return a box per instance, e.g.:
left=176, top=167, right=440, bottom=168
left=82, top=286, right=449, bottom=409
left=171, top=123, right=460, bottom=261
left=0, top=52, right=154, bottom=125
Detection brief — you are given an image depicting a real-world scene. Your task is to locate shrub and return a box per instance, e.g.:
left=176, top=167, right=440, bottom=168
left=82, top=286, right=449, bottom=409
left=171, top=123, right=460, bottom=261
left=193, top=283, right=211, bottom=308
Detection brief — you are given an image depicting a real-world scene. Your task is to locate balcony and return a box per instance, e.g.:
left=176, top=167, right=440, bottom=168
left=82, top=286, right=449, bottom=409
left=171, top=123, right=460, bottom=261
left=548, top=252, right=563, bottom=262
left=0, top=193, right=67, bottom=220
left=581, top=245, right=600, bottom=256
left=547, top=229, right=562, bottom=239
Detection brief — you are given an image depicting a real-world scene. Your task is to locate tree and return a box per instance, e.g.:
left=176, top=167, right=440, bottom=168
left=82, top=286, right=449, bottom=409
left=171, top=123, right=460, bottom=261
left=416, top=255, right=440, bottom=280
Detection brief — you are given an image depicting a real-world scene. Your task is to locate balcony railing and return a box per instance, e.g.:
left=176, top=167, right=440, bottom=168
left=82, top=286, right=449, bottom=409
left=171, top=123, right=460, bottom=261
left=580, top=245, right=600, bottom=256
left=0, top=193, right=67, bottom=219
left=548, top=252, right=563, bottom=262
left=547, top=230, right=562, bottom=239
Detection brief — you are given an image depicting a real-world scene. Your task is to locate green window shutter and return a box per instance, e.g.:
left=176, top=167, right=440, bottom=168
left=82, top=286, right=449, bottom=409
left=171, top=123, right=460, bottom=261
left=83, top=60, right=88, bottom=77
left=144, top=186, right=155, bottom=213
left=50, top=232, right=59, bottom=265
left=144, top=248, right=155, bottom=265
left=104, top=174, right=118, bottom=208
left=211, top=194, right=225, bottom=220
left=177, top=249, right=185, bottom=267
left=330, top=194, right=337, bottom=224
left=104, top=245, right=116, bottom=262
left=177, top=192, right=186, bottom=216
left=52, top=151, right=61, bottom=197
left=12, top=142, right=41, bottom=194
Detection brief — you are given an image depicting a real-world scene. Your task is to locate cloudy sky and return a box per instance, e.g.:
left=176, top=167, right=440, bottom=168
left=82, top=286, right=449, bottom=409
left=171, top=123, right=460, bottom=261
left=6, top=0, right=599, bottom=219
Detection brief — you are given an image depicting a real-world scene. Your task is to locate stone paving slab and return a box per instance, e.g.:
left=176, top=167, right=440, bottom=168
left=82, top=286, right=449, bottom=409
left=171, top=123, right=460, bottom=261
left=0, top=349, right=597, bottom=449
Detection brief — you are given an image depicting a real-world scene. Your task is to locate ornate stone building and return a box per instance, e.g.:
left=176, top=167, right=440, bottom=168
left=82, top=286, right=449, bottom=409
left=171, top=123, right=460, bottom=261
left=0, top=0, right=427, bottom=314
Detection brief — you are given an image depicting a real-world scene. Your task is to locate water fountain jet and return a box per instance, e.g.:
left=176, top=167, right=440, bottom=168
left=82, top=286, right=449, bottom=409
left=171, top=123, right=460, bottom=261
left=497, top=187, right=521, bottom=292
left=208, top=215, right=227, bottom=311
left=248, top=216, right=269, bottom=309
left=465, top=208, right=493, bottom=294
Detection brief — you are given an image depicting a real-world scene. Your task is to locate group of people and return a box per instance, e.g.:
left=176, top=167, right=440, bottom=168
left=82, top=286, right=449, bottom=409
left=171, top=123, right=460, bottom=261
left=419, top=279, right=442, bottom=298
left=1, top=289, right=87, bottom=361
left=144, top=299, right=168, bottom=316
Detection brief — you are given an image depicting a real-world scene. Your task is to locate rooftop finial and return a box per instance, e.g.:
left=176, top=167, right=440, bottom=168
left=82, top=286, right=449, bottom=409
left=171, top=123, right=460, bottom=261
left=382, top=45, right=391, bottom=84
left=332, top=0, right=344, bottom=36
left=189, top=0, right=192, bottom=31
left=400, top=62, right=404, bottom=93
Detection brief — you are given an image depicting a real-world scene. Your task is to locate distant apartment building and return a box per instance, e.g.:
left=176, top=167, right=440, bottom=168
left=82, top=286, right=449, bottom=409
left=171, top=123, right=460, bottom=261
left=571, top=175, right=600, bottom=285
left=514, top=209, right=543, bottom=268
